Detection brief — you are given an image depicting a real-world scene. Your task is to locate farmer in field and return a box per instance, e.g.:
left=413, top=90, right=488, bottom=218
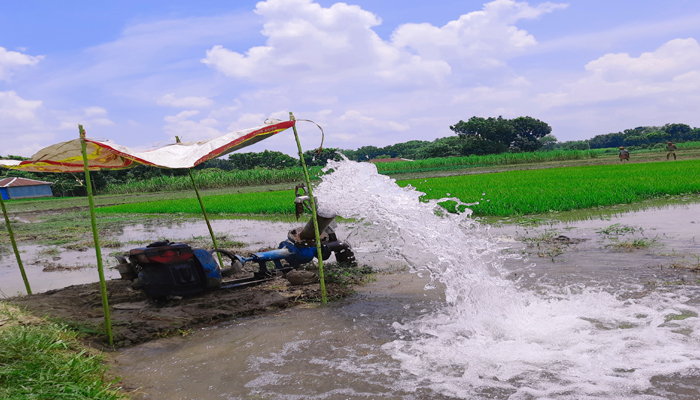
left=666, top=141, right=677, bottom=160
left=618, top=146, right=630, bottom=162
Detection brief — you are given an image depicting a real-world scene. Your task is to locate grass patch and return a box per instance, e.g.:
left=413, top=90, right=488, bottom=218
left=0, top=303, right=126, bottom=399
left=606, top=238, right=657, bottom=251
left=596, top=223, right=640, bottom=237
left=324, top=263, right=375, bottom=286
left=0, top=212, right=137, bottom=247
left=38, top=246, right=61, bottom=257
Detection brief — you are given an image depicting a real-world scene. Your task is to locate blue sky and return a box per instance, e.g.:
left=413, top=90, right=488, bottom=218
left=2, top=0, right=700, bottom=157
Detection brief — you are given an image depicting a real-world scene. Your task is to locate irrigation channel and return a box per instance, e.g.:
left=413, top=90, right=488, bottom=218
left=3, top=159, right=700, bottom=398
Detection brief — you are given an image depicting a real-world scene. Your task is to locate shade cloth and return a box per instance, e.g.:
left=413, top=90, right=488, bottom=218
left=0, top=120, right=294, bottom=172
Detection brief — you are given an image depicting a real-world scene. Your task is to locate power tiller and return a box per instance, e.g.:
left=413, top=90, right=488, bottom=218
left=115, top=185, right=355, bottom=299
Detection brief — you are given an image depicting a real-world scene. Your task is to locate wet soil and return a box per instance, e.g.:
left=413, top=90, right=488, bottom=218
left=7, top=275, right=357, bottom=350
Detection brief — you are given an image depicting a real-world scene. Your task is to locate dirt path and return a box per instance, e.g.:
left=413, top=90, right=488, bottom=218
left=7, top=275, right=357, bottom=350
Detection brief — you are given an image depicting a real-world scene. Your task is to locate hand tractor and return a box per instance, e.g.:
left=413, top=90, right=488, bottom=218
left=115, top=185, right=355, bottom=299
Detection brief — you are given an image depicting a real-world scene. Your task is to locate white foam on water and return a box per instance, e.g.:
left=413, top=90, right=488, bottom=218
left=315, top=159, right=700, bottom=399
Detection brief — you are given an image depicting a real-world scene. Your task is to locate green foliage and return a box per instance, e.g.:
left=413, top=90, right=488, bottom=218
left=415, top=141, right=461, bottom=159
left=539, top=134, right=558, bottom=150
left=0, top=305, right=125, bottom=399
left=303, top=148, right=343, bottom=166
left=0, top=155, right=29, bottom=161
left=555, top=140, right=590, bottom=151
left=373, top=149, right=599, bottom=174
left=589, top=123, right=700, bottom=149
left=228, top=150, right=298, bottom=170
left=101, top=167, right=320, bottom=195
left=450, top=115, right=552, bottom=153
left=400, top=159, right=700, bottom=216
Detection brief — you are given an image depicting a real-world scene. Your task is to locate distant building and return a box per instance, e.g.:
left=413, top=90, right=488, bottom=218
left=368, top=158, right=413, bottom=163
left=0, top=177, right=53, bottom=200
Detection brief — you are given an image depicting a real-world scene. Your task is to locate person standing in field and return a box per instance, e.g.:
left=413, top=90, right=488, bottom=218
left=666, top=141, right=677, bottom=160
left=618, top=146, right=630, bottom=162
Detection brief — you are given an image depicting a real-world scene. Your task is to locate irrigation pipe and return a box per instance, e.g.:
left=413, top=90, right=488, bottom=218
left=0, top=193, right=31, bottom=295
left=79, top=125, right=113, bottom=346
left=175, top=136, right=225, bottom=268
left=290, top=112, right=327, bottom=305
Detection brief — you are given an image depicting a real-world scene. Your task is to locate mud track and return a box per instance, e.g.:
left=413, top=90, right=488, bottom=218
left=8, top=277, right=353, bottom=350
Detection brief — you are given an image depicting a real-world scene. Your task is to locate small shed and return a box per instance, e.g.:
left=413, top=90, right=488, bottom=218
left=0, top=177, right=53, bottom=200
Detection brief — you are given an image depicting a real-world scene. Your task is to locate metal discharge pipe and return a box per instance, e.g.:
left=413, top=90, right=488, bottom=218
left=298, top=213, right=336, bottom=242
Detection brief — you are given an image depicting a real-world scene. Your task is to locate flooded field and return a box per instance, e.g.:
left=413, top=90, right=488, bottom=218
left=0, top=218, right=337, bottom=298
left=108, top=161, right=700, bottom=400
left=3, top=159, right=700, bottom=398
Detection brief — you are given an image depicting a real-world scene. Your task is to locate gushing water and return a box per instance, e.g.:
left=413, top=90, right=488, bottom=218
left=314, top=159, right=700, bottom=399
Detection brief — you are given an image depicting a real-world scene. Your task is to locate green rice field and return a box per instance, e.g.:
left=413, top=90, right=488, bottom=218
left=97, top=159, right=700, bottom=217
left=401, top=159, right=700, bottom=216
left=97, top=189, right=297, bottom=215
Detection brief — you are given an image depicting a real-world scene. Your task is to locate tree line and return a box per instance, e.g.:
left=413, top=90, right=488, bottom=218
left=587, top=123, right=700, bottom=149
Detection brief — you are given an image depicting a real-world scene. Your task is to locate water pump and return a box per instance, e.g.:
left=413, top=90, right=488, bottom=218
left=116, top=184, right=354, bottom=299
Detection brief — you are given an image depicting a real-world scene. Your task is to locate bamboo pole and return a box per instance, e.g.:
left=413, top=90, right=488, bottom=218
left=0, top=193, right=31, bottom=295
left=289, top=112, right=327, bottom=305
left=79, top=125, right=113, bottom=346
left=175, top=136, right=224, bottom=268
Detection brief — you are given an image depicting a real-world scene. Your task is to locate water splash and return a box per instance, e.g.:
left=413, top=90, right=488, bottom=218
left=315, top=159, right=700, bottom=399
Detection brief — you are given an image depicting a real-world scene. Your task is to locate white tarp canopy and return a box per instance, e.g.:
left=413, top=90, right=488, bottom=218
left=0, top=120, right=295, bottom=173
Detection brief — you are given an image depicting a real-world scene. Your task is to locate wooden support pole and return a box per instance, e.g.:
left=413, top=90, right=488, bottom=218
left=79, top=125, right=113, bottom=346
left=289, top=112, right=327, bottom=305
left=0, top=193, right=31, bottom=295
left=175, top=136, right=225, bottom=268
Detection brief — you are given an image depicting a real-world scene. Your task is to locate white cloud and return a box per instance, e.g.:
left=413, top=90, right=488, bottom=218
left=202, top=0, right=565, bottom=87
left=338, top=110, right=410, bottom=132
left=225, top=113, right=268, bottom=131
left=391, top=0, right=567, bottom=68
left=163, top=110, right=222, bottom=140
left=157, top=93, right=214, bottom=108
left=57, top=107, right=115, bottom=131
left=0, top=91, right=54, bottom=156
left=0, top=90, right=42, bottom=120
left=538, top=38, right=700, bottom=108
left=0, top=47, right=43, bottom=81
left=585, top=38, right=700, bottom=80
left=208, top=103, right=243, bottom=119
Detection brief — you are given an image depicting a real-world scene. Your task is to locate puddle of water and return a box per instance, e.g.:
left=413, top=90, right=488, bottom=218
left=0, top=219, right=369, bottom=298
left=113, top=272, right=444, bottom=400
left=0, top=245, right=122, bottom=298
left=111, top=161, right=700, bottom=399
left=496, top=202, right=700, bottom=287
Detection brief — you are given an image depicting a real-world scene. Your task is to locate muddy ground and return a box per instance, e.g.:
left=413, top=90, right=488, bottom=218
left=6, top=266, right=365, bottom=350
